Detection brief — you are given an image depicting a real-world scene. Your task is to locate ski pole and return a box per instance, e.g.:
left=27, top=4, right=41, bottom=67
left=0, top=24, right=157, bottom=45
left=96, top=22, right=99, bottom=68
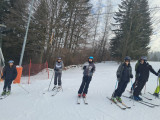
left=18, top=84, right=30, bottom=94
left=144, top=84, right=146, bottom=94
left=115, top=80, right=118, bottom=90
left=130, top=79, right=135, bottom=106
left=48, top=71, right=54, bottom=91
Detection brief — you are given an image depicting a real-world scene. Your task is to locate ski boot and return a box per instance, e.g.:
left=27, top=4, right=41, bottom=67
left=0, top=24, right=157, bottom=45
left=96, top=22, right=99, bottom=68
left=82, top=93, right=86, bottom=98
left=78, top=94, right=81, bottom=98
left=1, top=91, right=6, bottom=96
left=6, top=91, right=11, bottom=95
left=133, top=96, right=142, bottom=101
left=111, top=96, right=117, bottom=103
left=153, top=93, right=159, bottom=98
left=116, top=96, right=122, bottom=103
left=52, top=85, right=57, bottom=91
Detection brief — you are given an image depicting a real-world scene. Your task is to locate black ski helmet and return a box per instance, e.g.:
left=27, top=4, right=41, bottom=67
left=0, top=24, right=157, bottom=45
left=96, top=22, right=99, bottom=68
left=140, top=56, right=147, bottom=61
left=124, top=56, right=131, bottom=61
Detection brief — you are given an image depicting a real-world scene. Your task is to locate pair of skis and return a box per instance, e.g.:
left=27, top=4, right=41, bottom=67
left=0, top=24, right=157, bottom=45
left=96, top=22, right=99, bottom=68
left=107, top=97, right=131, bottom=110
left=122, top=95, right=160, bottom=108
left=77, top=96, right=88, bottom=105
left=51, top=87, right=63, bottom=96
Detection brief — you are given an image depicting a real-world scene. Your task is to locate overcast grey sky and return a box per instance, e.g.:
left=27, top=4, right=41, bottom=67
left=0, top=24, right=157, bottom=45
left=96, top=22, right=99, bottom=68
left=90, top=0, right=160, bottom=52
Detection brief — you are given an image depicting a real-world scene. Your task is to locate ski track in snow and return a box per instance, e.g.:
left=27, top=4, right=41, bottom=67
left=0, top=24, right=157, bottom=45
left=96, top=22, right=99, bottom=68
left=0, top=61, right=160, bottom=120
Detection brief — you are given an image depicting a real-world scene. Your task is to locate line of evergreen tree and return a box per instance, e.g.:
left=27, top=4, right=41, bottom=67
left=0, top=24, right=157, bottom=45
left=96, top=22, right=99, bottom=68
left=110, top=0, right=152, bottom=61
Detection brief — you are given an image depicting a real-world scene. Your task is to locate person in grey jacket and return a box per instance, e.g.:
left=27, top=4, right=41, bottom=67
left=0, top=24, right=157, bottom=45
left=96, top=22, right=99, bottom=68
left=111, top=56, right=133, bottom=103
left=78, top=56, right=95, bottom=98
left=52, top=57, right=64, bottom=90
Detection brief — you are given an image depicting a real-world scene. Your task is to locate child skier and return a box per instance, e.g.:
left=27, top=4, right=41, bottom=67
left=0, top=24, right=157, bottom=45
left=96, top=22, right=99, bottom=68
left=153, top=69, right=160, bottom=97
left=133, top=56, right=158, bottom=101
left=52, top=57, right=64, bottom=90
left=78, top=56, right=95, bottom=98
left=112, top=56, right=133, bottom=103
left=1, top=60, right=17, bottom=95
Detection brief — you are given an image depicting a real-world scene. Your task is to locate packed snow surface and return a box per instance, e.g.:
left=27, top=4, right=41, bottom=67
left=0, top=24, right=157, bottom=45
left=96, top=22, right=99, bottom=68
left=0, top=61, right=160, bottom=120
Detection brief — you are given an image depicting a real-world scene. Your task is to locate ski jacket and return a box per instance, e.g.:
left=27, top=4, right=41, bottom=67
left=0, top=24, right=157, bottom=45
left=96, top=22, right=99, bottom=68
left=2, top=65, right=17, bottom=80
left=83, top=62, right=95, bottom=77
left=54, top=61, right=64, bottom=73
left=136, top=62, right=158, bottom=82
left=117, top=63, right=133, bottom=82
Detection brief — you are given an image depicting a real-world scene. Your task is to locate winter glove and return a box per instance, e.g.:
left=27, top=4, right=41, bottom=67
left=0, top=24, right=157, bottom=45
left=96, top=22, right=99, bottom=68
left=158, top=69, right=160, bottom=73
left=130, top=74, right=133, bottom=78
left=117, top=74, right=120, bottom=78
left=91, top=68, right=94, bottom=72
left=83, top=66, right=86, bottom=70
left=54, top=68, right=58, bottom=71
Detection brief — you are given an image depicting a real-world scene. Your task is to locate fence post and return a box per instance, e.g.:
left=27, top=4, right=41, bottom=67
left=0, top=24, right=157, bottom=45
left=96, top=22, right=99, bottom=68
left=46, top=61, right=49, bottom=79
left=28, top=59, right=31, bottom=84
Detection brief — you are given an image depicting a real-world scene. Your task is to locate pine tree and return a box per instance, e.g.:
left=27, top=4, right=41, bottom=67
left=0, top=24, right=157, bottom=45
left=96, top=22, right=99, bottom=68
left=110, top=0, right=152, bottom=61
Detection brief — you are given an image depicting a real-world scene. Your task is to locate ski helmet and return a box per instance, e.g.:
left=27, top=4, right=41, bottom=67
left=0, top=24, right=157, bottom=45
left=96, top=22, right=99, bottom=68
left=57, top=57, right=62, bottom=60
left=8, top=60, right=14, bottom=63
left=124, top=56, right=131, bottom=61
left=140, top=56, right=147, bottom=61
left=88, top=56, right=94, bottom=60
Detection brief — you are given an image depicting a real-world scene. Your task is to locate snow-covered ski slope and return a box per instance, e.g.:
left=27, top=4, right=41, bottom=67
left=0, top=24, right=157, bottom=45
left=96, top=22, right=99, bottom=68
left=0, top=61, right=160, bottom=120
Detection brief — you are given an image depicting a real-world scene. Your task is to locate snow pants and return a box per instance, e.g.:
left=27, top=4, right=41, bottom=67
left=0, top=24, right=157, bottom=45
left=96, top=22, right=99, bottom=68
left=3, top=79, right=13, bottom=92
left=78, top=75, right=92, bottom=94
left=154, top=77, right=160, bottom=94
left=113, top=80, right=129, bottom=97
left=54, top=72, right=62, bottom=86
left=133, top=79, right=147, bottom=96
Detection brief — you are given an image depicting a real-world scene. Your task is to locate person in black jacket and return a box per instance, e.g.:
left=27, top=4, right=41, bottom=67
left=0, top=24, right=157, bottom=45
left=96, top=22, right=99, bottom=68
left=112, top=56, right=133, bottom=103
left=1, top=60, right=17, bottom=95
left=133, top=56, right=158, bottom=101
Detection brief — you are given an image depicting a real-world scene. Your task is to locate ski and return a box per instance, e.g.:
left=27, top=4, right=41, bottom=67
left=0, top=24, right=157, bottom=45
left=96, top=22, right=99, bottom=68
left=140, top=95, right=152, bottom=101
left=107, top=97, right=126, bottom=110
left=51, top=88, right=62, bottom=96
left=0, top=94, right=9, bottom=100
left=148, top=92, right=160, bottom=99
left=83, top=97, right=88, bottom=105
left=120, top=102, right=131, bottom=109
left=122, top=95, right=155, bottom=108
left=77, top=97, right=81, bottom=104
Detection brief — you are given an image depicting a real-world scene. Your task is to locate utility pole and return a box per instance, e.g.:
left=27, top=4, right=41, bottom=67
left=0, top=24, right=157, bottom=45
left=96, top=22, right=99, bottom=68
left=19, top=0, right=35, bottom=66
left=0, top=24, right=6, bottom=48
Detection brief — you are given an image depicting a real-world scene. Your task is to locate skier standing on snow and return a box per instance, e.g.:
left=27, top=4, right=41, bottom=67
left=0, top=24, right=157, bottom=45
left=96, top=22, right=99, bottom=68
left=133, top=56, right=158, bottom=101
left=52, top=57, right=64, bottom=90
left=78, top=56, right=95, bottom=98
left=153, top=69, right=160, bottom=97
left=112, top=56, right=133, bottom=103
left=1, top=60, right=17, bottom=95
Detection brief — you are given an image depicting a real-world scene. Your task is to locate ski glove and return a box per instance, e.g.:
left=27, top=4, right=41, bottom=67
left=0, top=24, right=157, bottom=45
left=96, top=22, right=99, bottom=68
left=83, top=66, right=86, bottom=70
left=91, top=68, right=94, bottom=72
left=117, top=74, right=120, bottom=78
left=54, top=68, right=58, bottom=71
left=130, top=74, right=133, bottom=78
